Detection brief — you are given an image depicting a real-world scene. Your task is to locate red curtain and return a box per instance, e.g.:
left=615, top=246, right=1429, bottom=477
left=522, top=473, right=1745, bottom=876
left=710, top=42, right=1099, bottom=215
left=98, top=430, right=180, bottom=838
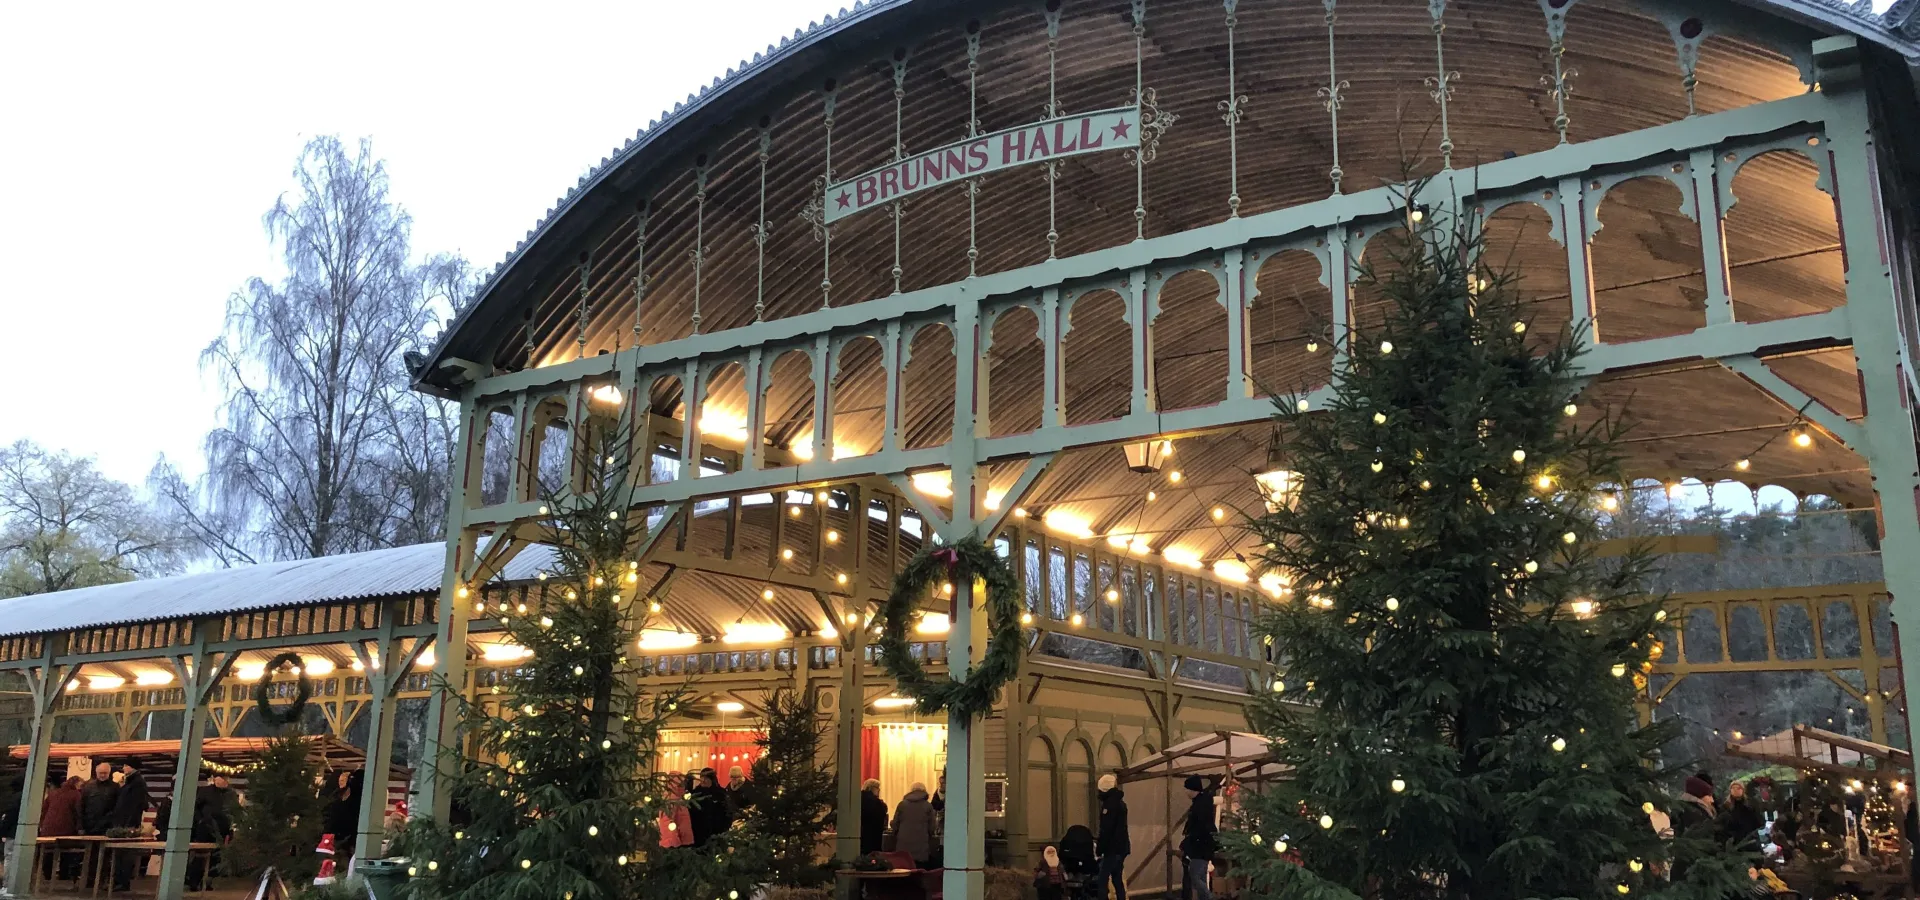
left=706, top=730, right=763, bottom=785
left=860, top=726, right=881, bottom=783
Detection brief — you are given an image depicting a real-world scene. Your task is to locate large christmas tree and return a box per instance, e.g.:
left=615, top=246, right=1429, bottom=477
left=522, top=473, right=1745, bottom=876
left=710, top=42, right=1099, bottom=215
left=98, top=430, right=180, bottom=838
left=400, top=419, right=766, bottom=900
left=1228, top=194, right=1751, bottom=900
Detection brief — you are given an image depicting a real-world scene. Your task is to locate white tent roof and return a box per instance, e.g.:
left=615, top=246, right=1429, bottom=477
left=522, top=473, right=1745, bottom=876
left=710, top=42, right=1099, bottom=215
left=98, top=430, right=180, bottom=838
left=1116, top=730, right=1288, bottom=784
left=1725, top=724, right=1912, bottom=778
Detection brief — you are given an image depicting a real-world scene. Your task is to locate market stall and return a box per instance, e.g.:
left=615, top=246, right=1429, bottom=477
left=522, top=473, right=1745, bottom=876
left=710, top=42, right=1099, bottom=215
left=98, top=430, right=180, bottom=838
left=1116, top=731, right=1288, bottom=900
left=1726, top=726, right=1914, bottom=899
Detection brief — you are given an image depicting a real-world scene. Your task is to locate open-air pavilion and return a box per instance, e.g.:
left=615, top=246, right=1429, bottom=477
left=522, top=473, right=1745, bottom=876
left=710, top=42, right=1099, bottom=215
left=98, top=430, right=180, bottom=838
left=7, top=0, right=1920, bottom=897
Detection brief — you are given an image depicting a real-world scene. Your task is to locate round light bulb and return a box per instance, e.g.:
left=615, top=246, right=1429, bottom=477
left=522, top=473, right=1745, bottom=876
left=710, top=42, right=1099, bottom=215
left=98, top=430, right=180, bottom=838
left=1373, top=412, right=1387, bottom=425
left=1512, top=321, right=1527, bottom=334
left=521, top=860, right=532, bottom=870
left=1511, top=449, right=1526, bottom=463
left=1274, top=840, right=1287, bottom=853
left=1562, top=532, right=1576, bottom=544
left=588, top=825, right=599, bottom=836
left=1296, top=399, right=1310, bottom=412
left=1370, top=460, right=1384, bottom=473
left=1391, top=778, right=1406, bottom=793
left=1551, top=737, right=1568, bottom=752
left=1735, top=458, right=1751, bottom=471
left=1524, top=560, right=1539, bottom=574
left=1319, top=814, right=1334, bottom=829
left=1793, top=430, right=1813, bottom=448
left=1385, top=597, right=1399, bottom=611
left=1306, top=340, right=1319, bottom=353
left=1563, top=403, right=1578, bottom=417
left=1379, top=340, right=1394, bottom=355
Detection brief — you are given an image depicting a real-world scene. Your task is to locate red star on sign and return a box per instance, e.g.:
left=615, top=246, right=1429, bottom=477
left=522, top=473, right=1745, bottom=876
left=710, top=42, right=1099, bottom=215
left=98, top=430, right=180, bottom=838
left=835, top=190, right=852, bottom=209
left=1111, top=117, right=1133, bottom=139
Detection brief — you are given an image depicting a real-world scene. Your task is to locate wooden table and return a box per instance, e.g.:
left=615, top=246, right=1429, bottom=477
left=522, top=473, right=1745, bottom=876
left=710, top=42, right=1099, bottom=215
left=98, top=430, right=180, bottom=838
left=835, top=868, right=926, bottom=900
left=93, top=841, right=218, bottom=897
left=30, top=835, right=112, bottom=896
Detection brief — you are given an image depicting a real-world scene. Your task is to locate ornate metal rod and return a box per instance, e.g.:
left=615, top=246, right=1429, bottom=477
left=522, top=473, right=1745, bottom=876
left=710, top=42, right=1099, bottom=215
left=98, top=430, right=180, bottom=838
left=1541, top=0, right=1578, bottom=145
left=690, top=156, right=708, bottom=335
left=631, top=200, right=648, bottom=339
left=1043, top=0, right=1063, bottom=259
left=1427, top=0, right=1459, bottom=169
left=890, top=47, right=909, bottom=295
left=1319, top=0, right=1348, bottom=194
left=1221, top=0, right=1246, bottom=217
left=1130, top=0, right=1147, bottom=239
left=801, top=81, right=837, bottom=310
left=965, top=20, right=982, bottom=277
left=753, top=118, right=772, bottom=321
left=576, top=250, right=591, bottom=358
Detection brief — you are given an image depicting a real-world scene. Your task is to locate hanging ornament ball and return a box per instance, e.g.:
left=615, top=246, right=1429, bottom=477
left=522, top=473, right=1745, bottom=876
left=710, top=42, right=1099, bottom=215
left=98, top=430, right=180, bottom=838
left=1319, top=814, right=1335, bottom=829
left=1551, top=737, right=1568, bottom=752
left=1391, top=778, right=1407, bottom=793
left=1373, top=412, right=1387, bottom=425
left=1379, top=340, right=1394, bottom=355
left=1564, top=403, right=1578, bottom=417
left=1511, top=449, right=1526, bottom=463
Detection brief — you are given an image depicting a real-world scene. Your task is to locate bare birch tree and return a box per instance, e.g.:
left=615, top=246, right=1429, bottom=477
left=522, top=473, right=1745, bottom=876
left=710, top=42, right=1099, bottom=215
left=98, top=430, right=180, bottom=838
left=164, top=135, right=472, bottom=562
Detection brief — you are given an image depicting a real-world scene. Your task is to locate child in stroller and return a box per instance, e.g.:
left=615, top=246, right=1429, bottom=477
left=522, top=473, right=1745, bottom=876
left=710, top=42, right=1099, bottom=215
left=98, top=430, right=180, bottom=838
left=1059, top=824, right=1101, bottom=899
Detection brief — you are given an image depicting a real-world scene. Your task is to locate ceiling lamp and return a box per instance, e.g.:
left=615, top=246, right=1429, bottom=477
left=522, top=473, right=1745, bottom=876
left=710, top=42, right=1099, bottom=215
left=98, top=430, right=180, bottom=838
left=134, top=670, right=174, bottom=686
left=1123, top=440, right=1173, bottom=474
left=482, top=643, right=534, bottom=662
left=1255, top=429, right=1300, bottom=512
left=640, top=630, right=701, bottom=651
left=87, top=675, right=127, bottom=691
left=715, top=701, right=746, bottom=713
left=589, top=383, right=624, bottom=406
left=722, top=623, right=790, bottom=645
left=304, top=658, right=337, bottom=676
left=916, top=613, right=952, bottom=635
left=872, top=696, right=916, bottom=710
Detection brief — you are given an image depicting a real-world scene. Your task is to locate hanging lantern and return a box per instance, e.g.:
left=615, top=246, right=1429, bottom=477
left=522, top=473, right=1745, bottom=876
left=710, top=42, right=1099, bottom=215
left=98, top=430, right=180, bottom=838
left=1255, top=428, right=1300, bottom=512
left=1123, top=440, right=1173, bottom=474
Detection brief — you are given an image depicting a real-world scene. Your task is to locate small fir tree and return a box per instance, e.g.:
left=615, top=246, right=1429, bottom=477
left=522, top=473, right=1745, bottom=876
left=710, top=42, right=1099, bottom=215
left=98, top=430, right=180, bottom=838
left=400, top=418, right=767, bottom=900
left=741, top=687, right=837, bottom=886
left=227, top=728, right=327, bottom=882
left=1227, top=191, right=1751, bottom=900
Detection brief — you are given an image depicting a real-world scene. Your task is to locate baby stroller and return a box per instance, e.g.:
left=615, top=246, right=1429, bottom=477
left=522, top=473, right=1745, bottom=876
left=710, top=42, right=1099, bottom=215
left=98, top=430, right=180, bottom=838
left=1059, top=824, right=1101, bottom=900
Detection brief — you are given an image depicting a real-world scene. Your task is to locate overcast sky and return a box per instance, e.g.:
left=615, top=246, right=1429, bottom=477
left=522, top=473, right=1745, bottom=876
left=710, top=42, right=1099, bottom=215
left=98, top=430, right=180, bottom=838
left=0, top=0, right=842, bottom=487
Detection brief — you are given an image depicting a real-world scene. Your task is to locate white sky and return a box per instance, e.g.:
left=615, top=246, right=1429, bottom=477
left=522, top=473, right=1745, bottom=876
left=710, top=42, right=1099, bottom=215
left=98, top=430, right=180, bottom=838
left=0, top=0, right=841, bottom=487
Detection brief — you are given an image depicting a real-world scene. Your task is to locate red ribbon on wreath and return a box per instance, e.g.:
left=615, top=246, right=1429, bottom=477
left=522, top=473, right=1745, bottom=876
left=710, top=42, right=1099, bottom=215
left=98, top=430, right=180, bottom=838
left=931, top=547, right=961, bottom=572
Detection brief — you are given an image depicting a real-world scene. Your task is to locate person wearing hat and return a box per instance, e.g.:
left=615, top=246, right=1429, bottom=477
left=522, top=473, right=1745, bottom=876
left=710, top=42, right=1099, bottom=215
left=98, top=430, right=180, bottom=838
left=1097, top=773, right=1130, bottom=900
left=1180, top=775, right=1217, bottom=900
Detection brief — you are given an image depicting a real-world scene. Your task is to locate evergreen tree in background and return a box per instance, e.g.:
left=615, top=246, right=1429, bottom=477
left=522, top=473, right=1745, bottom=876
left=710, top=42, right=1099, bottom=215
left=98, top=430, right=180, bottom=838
left=227, top=728, right=326, bottom=883
left=1227, top=190, right=1751, bottom=900
left=400, top=418, right=767, bottom=900
left=741, top=687, right=837, bottom=886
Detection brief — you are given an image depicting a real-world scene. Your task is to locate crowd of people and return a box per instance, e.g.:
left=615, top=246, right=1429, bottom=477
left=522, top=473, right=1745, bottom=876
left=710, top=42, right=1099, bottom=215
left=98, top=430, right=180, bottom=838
left=657, top=765, right=755, bottom=849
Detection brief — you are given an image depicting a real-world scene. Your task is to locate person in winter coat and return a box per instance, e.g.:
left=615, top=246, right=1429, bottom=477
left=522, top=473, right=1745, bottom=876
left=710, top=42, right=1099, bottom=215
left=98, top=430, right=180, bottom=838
left=658, top=774, right=696, bottom=849
left=890, top=783, right=938, bottom=868
left=1033, top=845, right=1068, bottom=900
left=321, top=770, right=365, bottom=863
left=79, top=761, right=120, bottom=836
left=1097, top=774, right=1131, bottom=900
left=109, top=764, right=152, bottom=891
left=690, top=768, right=731, bottom=847
left=1717, top=780, right=1765, bottom=852
left=39, top=777, right=84, bottom=880
left=1672, top=774, right=1717, bottom=881
left=860, top=779, right=889, bottom=855
left=726, top=766, right=751, bottom=818
left=1180, top=776, right=1217, bottom=900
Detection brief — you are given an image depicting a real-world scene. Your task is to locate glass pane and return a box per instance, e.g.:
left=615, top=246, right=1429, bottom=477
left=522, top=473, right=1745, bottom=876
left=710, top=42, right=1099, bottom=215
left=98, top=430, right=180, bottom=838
left=1727, top=603, right=1767, bottom=662
left=1822, top=600, right=1862, bottom=658
left=1772, top=603, right=1815, bottom=660
left=1684, top=607, right=1722, bottom=664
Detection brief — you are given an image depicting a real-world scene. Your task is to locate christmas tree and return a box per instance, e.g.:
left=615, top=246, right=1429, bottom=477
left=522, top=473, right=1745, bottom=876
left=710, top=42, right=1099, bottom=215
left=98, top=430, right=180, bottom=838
left=740, top=687, right=837, bottom=886
left=399, top=416, right=767, bottom=900
left=1227, top=191, right=1752, bottom=900
left=227, top=728, right=327, bottom=883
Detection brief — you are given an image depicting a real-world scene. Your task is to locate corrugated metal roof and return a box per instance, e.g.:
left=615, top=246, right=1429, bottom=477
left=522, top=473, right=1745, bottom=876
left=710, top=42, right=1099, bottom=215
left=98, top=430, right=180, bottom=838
left=0, top=541, right=555, bottom=640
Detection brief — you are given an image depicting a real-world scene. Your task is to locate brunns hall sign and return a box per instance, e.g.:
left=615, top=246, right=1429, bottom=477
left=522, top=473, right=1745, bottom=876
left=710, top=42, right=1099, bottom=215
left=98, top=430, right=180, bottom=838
left=823, top=106, right=1141, bottom=223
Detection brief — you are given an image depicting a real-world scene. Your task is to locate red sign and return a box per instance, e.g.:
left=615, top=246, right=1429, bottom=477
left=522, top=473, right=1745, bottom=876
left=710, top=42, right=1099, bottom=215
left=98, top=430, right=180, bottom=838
left=824, top=106, right=1141, bottom=224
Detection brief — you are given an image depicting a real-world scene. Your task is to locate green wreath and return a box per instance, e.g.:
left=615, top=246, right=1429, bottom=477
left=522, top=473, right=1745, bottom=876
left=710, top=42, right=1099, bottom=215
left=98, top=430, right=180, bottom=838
left=874, top=535, right=1023, bottom=720
left=252, top=651, right=313, bottom=727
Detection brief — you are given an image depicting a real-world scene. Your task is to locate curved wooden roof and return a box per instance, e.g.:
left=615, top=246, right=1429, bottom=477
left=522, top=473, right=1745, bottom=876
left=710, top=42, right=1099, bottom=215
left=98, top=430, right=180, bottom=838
left=414, top=0, right=1900, bottom=555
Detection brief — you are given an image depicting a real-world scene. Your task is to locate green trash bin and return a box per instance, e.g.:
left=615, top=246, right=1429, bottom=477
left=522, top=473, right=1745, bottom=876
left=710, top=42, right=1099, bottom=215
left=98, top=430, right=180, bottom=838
left=357, top=858, right=411, bottom=900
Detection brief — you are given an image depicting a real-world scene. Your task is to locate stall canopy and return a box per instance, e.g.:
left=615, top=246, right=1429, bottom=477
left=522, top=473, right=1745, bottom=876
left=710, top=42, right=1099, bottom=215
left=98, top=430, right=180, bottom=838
left=1725, top=725, right=1913, bottom=780
left=1116, top=731, right=1288, bottom=785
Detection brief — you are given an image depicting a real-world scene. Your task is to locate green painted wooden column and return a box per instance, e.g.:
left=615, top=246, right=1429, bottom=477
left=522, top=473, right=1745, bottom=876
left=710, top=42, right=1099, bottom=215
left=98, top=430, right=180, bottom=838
left=157, top=622, right=229, bottom=900
left=3, top=636, right=70, bottom=899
